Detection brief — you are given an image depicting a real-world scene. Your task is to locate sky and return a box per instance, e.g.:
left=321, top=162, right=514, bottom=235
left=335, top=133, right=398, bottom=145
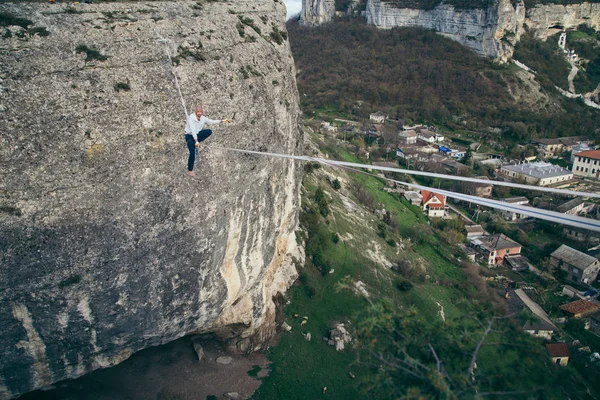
left=283, top=0, right=302, bottom=20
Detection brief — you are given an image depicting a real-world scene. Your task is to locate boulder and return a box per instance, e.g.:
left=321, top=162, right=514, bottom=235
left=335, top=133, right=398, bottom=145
left=191, top=337, right=204, bottom=361
left=216, top=356, right=233, bottom=365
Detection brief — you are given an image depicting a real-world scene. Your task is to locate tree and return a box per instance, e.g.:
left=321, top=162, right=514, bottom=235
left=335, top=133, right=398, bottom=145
left=354, top=301, right=575, bottom=399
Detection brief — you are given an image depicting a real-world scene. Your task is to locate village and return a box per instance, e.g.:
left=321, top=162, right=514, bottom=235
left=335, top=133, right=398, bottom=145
left=313, top=111, right=600, bottom=369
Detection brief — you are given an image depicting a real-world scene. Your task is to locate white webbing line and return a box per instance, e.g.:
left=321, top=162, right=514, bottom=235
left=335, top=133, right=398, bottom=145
left=323, top=160, right=600, bottom=232
left=209, top=146, right=600, bottom=199
left=157, top=34, right=188, bottom=118
left=208, top=146, right=600, bottom=232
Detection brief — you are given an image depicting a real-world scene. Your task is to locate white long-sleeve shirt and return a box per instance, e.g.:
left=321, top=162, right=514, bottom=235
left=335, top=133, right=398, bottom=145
left=185, top=113, right=221, bottom=141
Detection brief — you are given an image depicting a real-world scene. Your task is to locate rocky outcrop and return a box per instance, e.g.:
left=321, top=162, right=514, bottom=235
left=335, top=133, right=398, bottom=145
left=525, top=2, right=600, bottom=40
left=300, top=0, right=336, bottom=25
left=0, top=1, right=303, bottom=398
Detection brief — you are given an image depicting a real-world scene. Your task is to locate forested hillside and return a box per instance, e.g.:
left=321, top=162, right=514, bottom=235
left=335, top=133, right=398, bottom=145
left=288, top=19, right=600, bottom=142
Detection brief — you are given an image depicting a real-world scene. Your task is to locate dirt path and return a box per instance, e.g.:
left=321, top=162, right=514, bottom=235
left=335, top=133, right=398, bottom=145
left=20, top=336, right=270, bottom=400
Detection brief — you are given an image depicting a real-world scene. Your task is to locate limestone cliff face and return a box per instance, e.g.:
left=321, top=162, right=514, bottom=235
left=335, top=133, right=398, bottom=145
left=301, top=0, right=599, bottom=61
left=300, top=0, right=336, bottom=25
left=525, top=2, right=600, bottom=40
left=366, top=0, right=600, bottom=61
left=0, top=1, right=303, bottom=398
left=366, top=0, right=525, bottom=61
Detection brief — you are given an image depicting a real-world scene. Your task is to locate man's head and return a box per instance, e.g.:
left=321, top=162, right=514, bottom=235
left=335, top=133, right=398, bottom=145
left=195, top=104, right=203, bottom=118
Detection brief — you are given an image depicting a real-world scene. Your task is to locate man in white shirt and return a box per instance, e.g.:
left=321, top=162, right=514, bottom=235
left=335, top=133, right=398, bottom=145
left=185, top=104, right=228, bottom=176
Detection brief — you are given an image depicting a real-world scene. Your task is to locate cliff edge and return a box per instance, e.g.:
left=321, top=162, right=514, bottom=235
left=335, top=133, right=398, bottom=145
left=0, top=1, right=303, bottom=398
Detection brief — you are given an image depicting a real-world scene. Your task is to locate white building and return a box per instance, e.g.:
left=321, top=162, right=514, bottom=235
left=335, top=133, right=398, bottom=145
left=417, top=129, right=436, bottom=144
left=573, top=150, right=600, bottom=179
left=399, top=130, right=417, bottom=144
left=500, top=197, right=530, bottom=221
left=421, top=190, right=446, bottom=218
left=369, top=111, right=386, bottom=124
left=500, top=162, right=573, bottom=186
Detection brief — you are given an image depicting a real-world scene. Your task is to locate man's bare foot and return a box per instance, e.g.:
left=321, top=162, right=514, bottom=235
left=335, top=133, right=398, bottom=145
left=187, top=171, right=195, bottom=177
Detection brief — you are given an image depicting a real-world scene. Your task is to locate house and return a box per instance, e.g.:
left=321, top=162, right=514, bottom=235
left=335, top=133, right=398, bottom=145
left=572, top=150, right=600, bottom=179
left=418, top=129, right=436, bottom=144
left=460, top=245, right=478, bottom=262
left=465, top=225, right=485, bottom=239
left=560, top=299, right=600, bottom=318
left=476, top=234, right=522, bottom=266
left=500, top=162, right=573, bottom=186
left=560, top=135, right=591, bottom=150
left=570, top=143, right=593, bottom=161
left=399, top=130, right=417, bottom=144
left=532, top=136, right=591, bottom=157
left=434, top=133, right=445, bottom=143
left=550, top=244, right=600, bottom=284
left=499, top=196, right=530, bottom=221
left=440, top=159, right=471, bottom=174
left=461, top=176, right=492, bottom=198
left=531, top=138, right=563, bottom=157
left=320, top=122, right=337, bottom=133
left=587, top=312, right=600, bottom=336
left=557, top=198, right=585, bottom=215
left=449, top=149, right=464, bottom=159
left=563, top=227, right=600, bottom=244
left=403, top=191, right=423, bottom=206
left=546, top=343, right=569, bottom=366
left=503, top=289, right=558, bottom=339
left=369, top=111, right=386, bottom=124
left=505, top=254, right=530, bottom=271
left=421, top=190, right=446, bottom=218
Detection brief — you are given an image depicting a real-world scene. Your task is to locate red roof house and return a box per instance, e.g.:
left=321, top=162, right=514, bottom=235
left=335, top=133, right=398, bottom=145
left=421, top=190, right=446, bottom=218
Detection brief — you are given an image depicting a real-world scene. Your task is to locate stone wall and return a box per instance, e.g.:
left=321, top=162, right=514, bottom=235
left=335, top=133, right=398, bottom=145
left=0, top=1, right=303, bottom=398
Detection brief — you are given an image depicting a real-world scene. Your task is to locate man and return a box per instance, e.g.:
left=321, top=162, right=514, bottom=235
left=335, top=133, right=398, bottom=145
left=184, top=104, right=228, bottom=176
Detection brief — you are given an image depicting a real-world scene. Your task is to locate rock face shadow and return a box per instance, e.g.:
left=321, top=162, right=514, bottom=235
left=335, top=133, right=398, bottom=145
left=19, top=336, right=270, bottom=400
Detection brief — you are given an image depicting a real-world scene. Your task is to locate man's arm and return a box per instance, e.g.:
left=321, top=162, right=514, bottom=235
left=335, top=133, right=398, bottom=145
left=204, top=117, right=226, bottom=125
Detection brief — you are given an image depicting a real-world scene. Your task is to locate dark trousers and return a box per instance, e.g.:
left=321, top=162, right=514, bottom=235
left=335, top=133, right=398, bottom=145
left=185, top=129, right=213, bottom=171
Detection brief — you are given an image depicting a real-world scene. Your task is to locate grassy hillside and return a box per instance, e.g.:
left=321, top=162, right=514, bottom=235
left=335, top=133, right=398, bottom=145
left=252, top=132, right=595, bottom=399
left=287, top=19, right=600, bottom=142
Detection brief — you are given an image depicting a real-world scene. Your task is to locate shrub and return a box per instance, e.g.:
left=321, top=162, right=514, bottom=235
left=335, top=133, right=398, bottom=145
left=27, top=26, right=50, bottom=37
left=0, top=12, right=33, bottom=28
left=314, top=187, right=330, bottom=217
left=377, top=222, right=386, bottom=239
left=394, top=278, right=413, bottom=291
left=75, top=44, right=108, bottom=62
left=113, top=82, right=130, bottom=92
left=332, top=232, right=340, bottom=244
left=59, top=275, right=81, bottom=288
left=331, top=178, right=341, bottom=190
left=386, top=239, right=396, bottom=247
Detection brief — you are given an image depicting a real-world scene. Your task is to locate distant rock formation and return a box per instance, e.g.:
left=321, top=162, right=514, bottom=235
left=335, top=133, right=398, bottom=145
left=300, top=0, right=600, bottom=62
left=300, top=0, right=336, bottom=25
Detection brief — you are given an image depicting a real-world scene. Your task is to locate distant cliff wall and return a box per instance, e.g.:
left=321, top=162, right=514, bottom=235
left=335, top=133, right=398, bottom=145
left=525, top=2, right=600, bottom=40
left=0, top=1, right=303, bottom=398
left=300, top=0, right=336, bottom=25
left=300, top=0, right=600, bottom=61
left=367, top=0, right=525, bottom=61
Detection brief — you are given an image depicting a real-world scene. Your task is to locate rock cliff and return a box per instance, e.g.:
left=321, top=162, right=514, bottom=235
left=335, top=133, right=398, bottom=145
left=0, top=1, right=303, bottom=398
left=367, top=0, right=525, bottom=61
left=301, top=0, right=600, bottom=61
left=300, top=0, right=336, bottom=25
left=367, top=0, right=600, bottom=61
left=525, top=2, right=600, bottom=40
